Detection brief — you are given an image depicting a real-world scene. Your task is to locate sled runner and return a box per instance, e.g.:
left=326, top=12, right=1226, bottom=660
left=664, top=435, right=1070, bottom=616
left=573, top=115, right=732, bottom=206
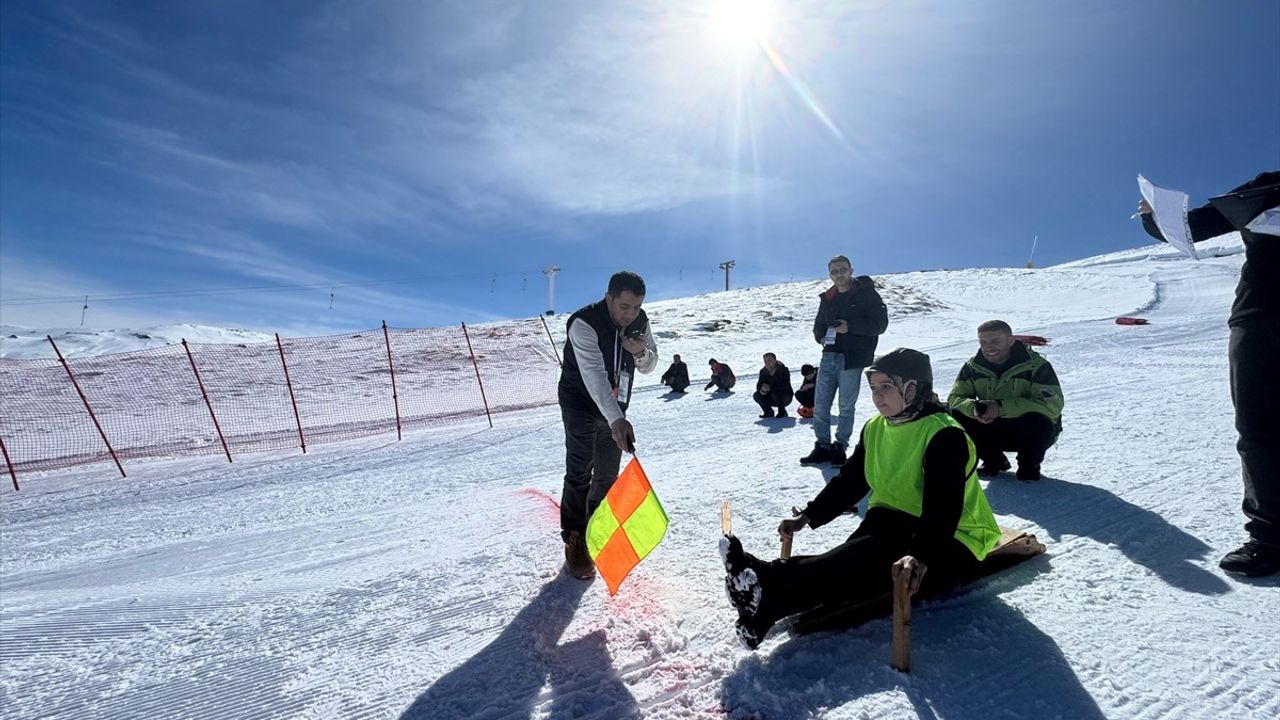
left=787, top=527, right=1046, bottom=637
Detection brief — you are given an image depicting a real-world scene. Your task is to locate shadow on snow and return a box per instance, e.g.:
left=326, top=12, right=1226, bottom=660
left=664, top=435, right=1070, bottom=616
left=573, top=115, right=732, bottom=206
left=399, top=574, right=638, bottom=720
left=983, top=476, right=1231, bottom=595
left=720, top=560, right=1107, bottom=719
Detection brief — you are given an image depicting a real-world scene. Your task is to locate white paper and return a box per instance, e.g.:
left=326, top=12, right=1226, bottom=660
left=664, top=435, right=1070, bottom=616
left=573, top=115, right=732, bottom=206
left=1245, top=207, right=1280, bottom=238
left=1138, top=174, right=1197, bottom=260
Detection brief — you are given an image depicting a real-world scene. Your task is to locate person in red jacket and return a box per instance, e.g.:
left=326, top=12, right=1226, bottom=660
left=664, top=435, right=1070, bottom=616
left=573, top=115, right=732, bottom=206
left=705, top=358, right=736, bottom=393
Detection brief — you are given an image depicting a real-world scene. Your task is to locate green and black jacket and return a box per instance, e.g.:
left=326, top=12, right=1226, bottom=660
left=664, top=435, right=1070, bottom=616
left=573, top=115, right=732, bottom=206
left=947, top=341, right=1064, bottom=427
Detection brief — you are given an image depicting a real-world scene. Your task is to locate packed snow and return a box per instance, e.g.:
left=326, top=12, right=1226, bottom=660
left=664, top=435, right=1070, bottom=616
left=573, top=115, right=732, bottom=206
left=3, top=235, right=1277, bottom=720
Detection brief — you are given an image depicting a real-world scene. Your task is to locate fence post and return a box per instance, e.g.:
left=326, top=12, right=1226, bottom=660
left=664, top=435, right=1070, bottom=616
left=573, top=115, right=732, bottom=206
left=460, top=323, right=493, bottom=429
left=540, top=314, right=562, bottom=367
left=0, top=435, right=18, bottom=491
left=382, top=321, right=402, bottom=441
left=183, top=339, right=233, bottom=463
left=47, top=335, right=126, bottom=478
left=275, top=333, right=307, bottom=453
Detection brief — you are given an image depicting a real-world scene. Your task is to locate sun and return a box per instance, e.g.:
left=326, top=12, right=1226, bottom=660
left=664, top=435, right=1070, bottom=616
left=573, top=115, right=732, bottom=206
left=709, top=0, right=774, bottom=53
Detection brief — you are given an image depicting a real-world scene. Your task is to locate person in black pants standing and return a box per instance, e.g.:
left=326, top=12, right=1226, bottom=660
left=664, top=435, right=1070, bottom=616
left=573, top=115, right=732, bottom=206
left=1138, top=171, right=1280, bottom=577
left=557, top=271, right=658, bottom=579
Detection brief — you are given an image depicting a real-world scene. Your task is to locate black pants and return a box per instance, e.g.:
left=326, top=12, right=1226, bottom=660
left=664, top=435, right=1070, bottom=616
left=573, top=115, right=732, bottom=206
left=762, top=510, right=980, bottom=621
left=666, top=379, right=689, bottom=392
left=560, top=405, right=622, bottom=541
left=952, top=410, right=1057, bottom=467
left=795, top=388, right=815, bottom=408
left=1232, top=318, right=1280, bottom=547
left=754, top=388, right=794, bottom=414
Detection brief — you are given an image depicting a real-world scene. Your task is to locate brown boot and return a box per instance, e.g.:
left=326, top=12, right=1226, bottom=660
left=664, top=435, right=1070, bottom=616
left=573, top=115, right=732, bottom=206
left=564, top=531, right=595, bottom=579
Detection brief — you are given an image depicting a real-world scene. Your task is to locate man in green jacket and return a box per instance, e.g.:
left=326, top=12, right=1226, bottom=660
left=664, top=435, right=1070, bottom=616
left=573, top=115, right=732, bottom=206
left=948, top=320, right=1064, bottom=481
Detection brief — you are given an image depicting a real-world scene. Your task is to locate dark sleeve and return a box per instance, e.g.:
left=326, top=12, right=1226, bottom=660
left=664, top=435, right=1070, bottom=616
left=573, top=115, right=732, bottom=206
left=661, top=365, right=673, bottom=383
left=802, top=433, right=870, bottom=527
left=757, top=369, right=768, bottom=393
left=813, top=297, right=833, bottom=344
left=907, top=426, right=970, bottom=567
left=845, top=281, right=889, bottom=336
left=779, top=365, right=793, bottom=392
left=1141, top=201, right=1235, bottom=244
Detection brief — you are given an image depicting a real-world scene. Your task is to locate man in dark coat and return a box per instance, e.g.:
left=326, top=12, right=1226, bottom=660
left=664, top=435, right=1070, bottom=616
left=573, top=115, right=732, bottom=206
left=1138, top=171, right=1280, bottom=577
left=660, top=354, right=690, bottom=393
left=800, top=255, right=889, bottom=466
left=558, top=271, right=658, bottom=579
left=753, top=352, right=794, bottom=418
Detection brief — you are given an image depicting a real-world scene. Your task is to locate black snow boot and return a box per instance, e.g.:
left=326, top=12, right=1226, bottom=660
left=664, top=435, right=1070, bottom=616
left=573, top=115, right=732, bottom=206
left=1219, top=539, right=1280, bottom=577
left=829, top=442, right=847, bottom=466
left=799, top=442, right=831, bottom=465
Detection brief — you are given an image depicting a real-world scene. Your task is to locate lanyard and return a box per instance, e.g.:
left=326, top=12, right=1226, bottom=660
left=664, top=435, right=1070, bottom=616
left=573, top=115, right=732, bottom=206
left=612, top=329, right=623, bottom=384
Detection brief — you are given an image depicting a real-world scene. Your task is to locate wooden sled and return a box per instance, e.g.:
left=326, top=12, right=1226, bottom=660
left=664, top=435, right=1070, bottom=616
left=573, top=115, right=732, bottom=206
left=1115, top=316, right=1150, bottom=325
left=1011, top=334, right=1050, bottom=347
left=788, top=527, right=1046, bottom=637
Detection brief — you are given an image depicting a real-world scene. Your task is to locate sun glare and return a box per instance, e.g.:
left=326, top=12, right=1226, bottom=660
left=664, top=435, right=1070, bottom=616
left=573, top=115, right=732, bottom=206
left=709, top=0, right=774, bottom=52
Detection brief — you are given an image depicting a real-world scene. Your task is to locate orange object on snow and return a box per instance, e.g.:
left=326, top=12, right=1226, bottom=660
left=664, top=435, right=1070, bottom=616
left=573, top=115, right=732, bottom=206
left=797, top=406, right=814, bottom=418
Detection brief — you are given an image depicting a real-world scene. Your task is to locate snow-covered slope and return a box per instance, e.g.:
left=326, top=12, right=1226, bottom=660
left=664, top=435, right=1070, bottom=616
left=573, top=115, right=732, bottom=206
left=2, top=235, right=1276, bottom=720
left=0, top=323, right=275, bottom=359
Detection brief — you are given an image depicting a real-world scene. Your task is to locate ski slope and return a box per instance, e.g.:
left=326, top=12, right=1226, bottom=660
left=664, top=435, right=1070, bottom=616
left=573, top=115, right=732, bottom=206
left=3, top=235, right=1277, bottom=720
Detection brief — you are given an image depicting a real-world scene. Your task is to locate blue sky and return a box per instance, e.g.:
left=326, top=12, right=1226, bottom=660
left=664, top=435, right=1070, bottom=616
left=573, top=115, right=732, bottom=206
left=2, top=0, right=1277, bottom=333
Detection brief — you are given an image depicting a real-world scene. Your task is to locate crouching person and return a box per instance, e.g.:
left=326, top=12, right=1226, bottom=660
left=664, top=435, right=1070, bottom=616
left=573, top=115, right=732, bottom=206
left=720, top=348, right=1001, bottom=649
left=948, top=320, right=1064, bottom=481
left=753, top=352, right=794, bottom=418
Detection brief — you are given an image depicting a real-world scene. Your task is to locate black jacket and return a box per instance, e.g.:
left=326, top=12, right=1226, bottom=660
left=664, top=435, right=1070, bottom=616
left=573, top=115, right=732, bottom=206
left=756, top=363, right=794, bottom=398
left=1142, top=171, right=1279, bottom=324
left=812, top=276, right=889, bottom=368
left=661, top=361, right=689, bottom=389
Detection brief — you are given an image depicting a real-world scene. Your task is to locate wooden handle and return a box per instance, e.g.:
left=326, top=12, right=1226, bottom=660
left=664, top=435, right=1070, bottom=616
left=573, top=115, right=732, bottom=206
left=721, top=500, right=732, bottom=535
left=780, top=535, right=793, bottom=559
left=891, top=566, right=912, bottom=672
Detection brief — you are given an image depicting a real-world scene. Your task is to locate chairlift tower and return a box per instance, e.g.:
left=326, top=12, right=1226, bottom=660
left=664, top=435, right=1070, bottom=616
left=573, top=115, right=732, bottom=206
left=542, top=266, right=561, bottom=315
left=719, top=260, right=736, bottom=291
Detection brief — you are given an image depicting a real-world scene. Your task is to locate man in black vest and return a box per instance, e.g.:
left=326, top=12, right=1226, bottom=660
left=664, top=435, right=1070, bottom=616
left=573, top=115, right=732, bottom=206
left=558, top=270, right=658, bottom=579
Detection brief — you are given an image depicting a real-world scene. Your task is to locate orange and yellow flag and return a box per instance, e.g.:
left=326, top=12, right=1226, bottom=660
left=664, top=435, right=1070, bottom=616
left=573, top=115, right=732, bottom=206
left=585, top=457, right=668, bottom=595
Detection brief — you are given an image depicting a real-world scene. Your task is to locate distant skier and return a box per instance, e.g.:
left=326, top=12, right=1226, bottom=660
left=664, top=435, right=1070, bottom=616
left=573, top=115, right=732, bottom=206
left=947, top=320, right=1064, bottom=481
left=1137, top=171, right=1280, bottom=577
left=557, top=271, right=659, bottom=579
left=800, top=255, right=889, bottom=467
left=660, top=354, right=690, bottom=393
left=705, top=358, right=736, bottom=393
left=722, top=348, right=1001, bottom=649
left=753, top=353, right=794, bottom=418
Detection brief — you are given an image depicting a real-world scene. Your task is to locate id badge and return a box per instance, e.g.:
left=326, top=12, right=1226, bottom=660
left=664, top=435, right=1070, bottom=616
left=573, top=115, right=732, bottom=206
left=616, top=371, right=632, bottom=404
left=824, top=326, right=837, bottom=346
